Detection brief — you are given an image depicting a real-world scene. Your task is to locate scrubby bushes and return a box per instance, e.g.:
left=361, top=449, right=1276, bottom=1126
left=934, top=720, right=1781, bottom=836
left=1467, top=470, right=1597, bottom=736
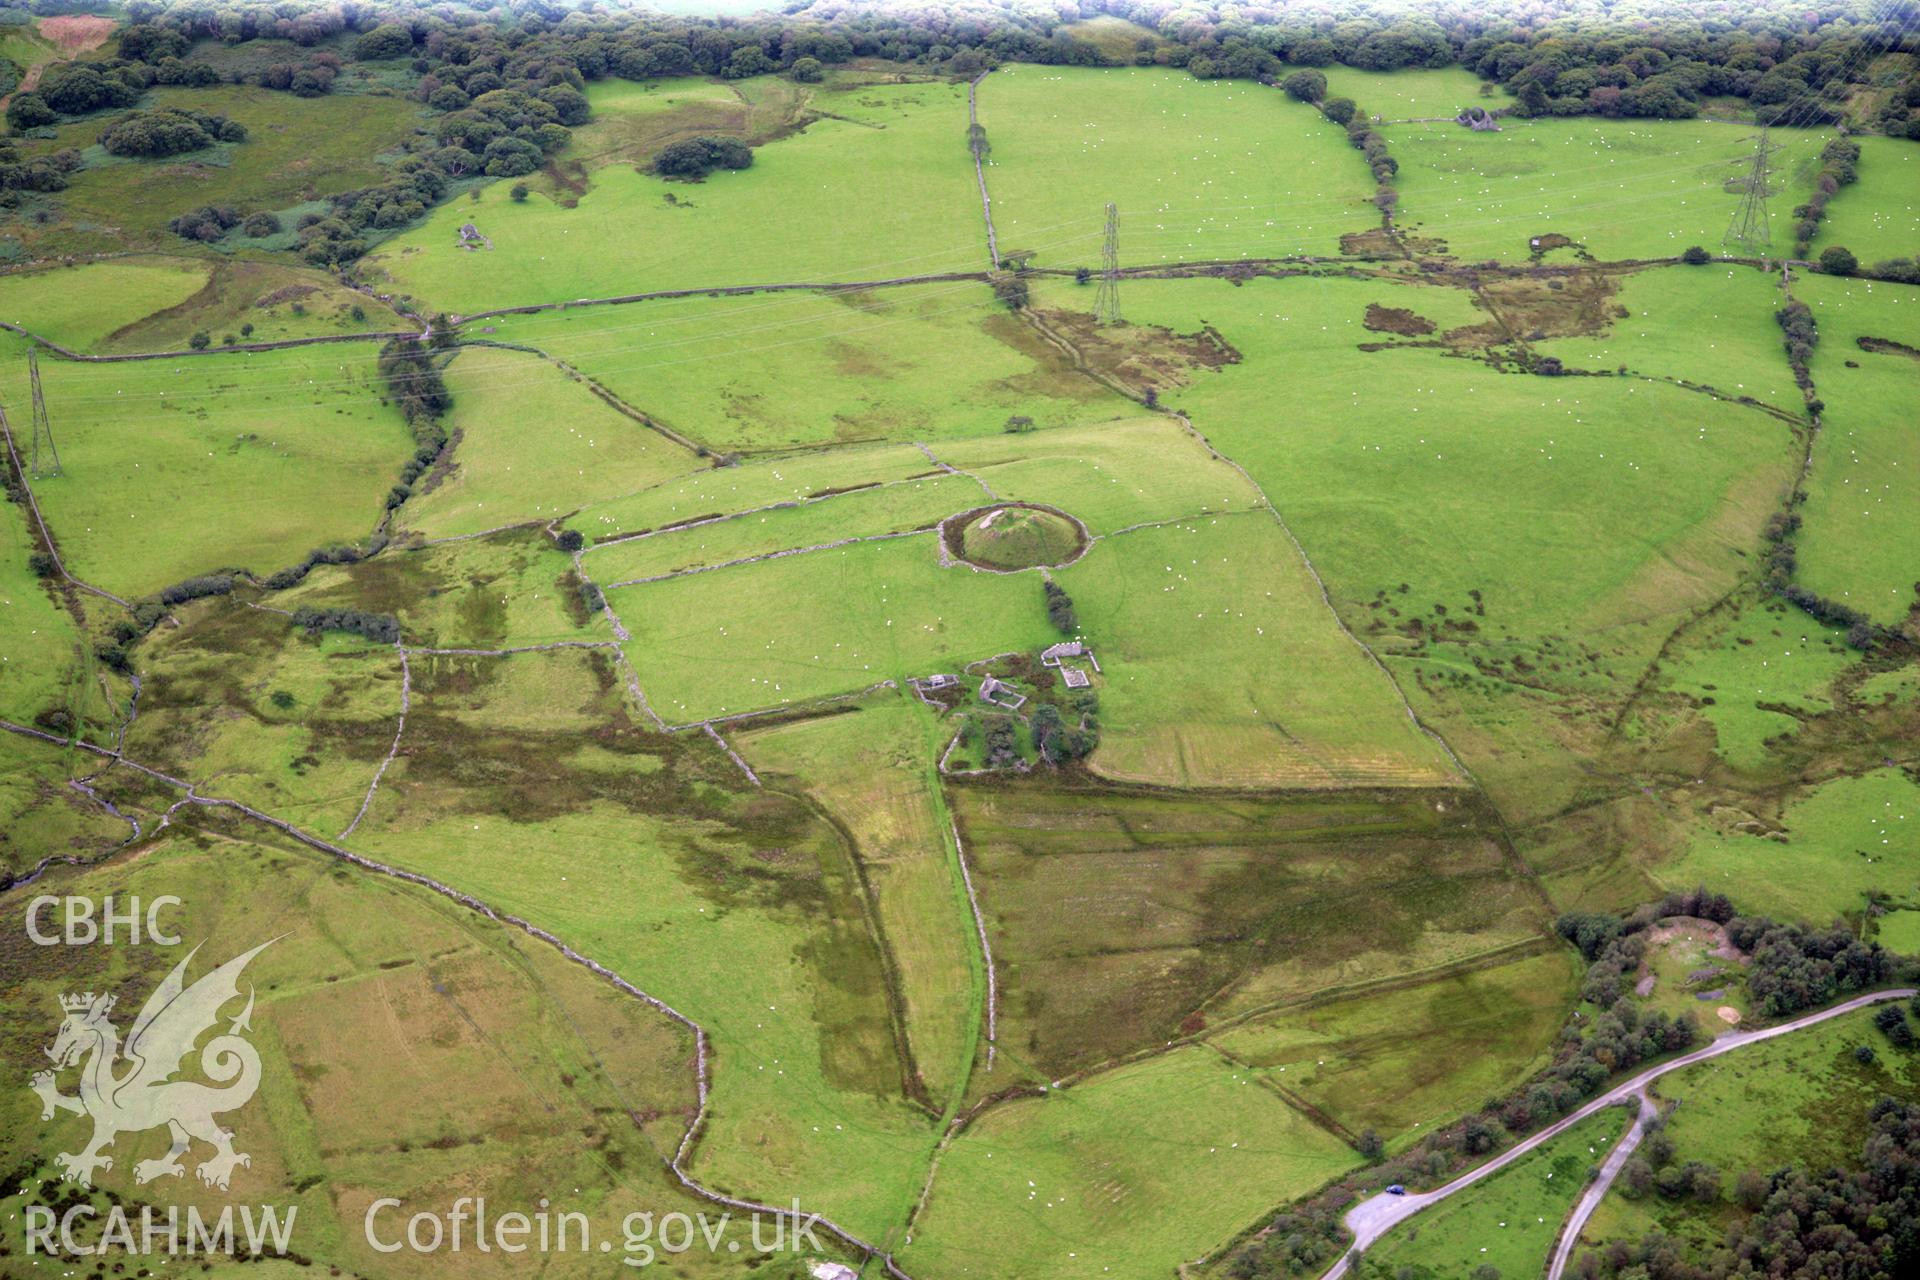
left=1728, top=914, right=1895, bottom=1016
left=1775, top=300, right=1818, bottom=391
left=651, top=136, right=753, bottom=180
left=1042, top=580, right=1077, bottom=633
left=167, top=204, right=242, bottom=243
left=0, top=139, right=79, bottom=201
left=100, top=108, right=245, bottom=158
left=291, top=606, right=401, bottom=644
left=1791, top=137, right=1861, bottom=259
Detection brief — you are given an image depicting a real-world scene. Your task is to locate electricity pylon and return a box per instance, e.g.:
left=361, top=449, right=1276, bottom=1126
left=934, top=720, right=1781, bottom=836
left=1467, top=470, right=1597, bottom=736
left=1722, top=126, right=1783, bottom=260
left=27, top=348, right=60, bottom=478
left=1093, top=202, right=1121, bottom=326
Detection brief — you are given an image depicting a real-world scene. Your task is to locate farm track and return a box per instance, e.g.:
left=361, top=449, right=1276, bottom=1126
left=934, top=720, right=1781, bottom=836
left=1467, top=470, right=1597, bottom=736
left=0, top=714, right=923, bottom=1280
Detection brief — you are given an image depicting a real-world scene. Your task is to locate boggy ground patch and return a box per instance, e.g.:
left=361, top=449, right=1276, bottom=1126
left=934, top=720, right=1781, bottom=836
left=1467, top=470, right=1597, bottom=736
left=955, top=781, right=1548, bottom=1082
left=1442, top=267, right=1627, bottom=348
left=1363, top=302, right=1438, bottom=336
left=1032, top=306, right=1242, bottom=394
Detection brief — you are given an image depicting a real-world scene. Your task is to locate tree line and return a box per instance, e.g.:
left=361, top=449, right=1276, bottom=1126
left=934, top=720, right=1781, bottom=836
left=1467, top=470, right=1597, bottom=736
left=10, top=1, right=1912, bottom=258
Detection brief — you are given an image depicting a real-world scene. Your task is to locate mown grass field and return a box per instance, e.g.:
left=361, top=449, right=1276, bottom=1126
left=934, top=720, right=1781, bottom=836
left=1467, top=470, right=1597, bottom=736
left=482, top=282, right=1135, bottom=453
left=1579, top=1006, right=1920, bottom=1262
left=368, top=77, right=983, bottom=313
left=1659, top=767, right=1920, bottom=923
left=1813, top=135, right=1920, bottom=266
left=1212, top=945, right=1582, bottom=1145
left=976, top=65, right=1376, bottom=267
left=1059, top=517, right=1458, bottom=788
left=1, top=338, right=413, bottom=598
left=903, top=1046, right=1362, bottom=1280
left=609, top=532, right=1055, bottom=723
left=0, top=819, right=765, bottom=1280
left=1793, top=276, right=1920, bottom=623
left=584, top=469, right=978, bottom=584
left=1387, top=117, right=1830, bottom=262
left=398, top=344, right=701, bottom=540
left=1360, top=1105, right=1631, bottom=1280
left=0, top=257, right=208, bottom=349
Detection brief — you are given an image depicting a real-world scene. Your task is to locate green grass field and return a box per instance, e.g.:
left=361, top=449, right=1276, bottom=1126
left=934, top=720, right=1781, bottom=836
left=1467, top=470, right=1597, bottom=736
left=1323, top=66, right=1507, bottom=120
left=584, top=470, right=978, bottom=585
left=368, top=77, right=984, bottom=314
left=1360, top=1105, right=1631, bottom=1280
left=1656, top=592, right=1857, bottom=771
left=737, top=699, right=981, bottom=1107
left=1059, top=517, right=1458, bottom=788
left=1793, top=275, right=1920, bottom=623
left=0, top=257, right=410, bottom=353
left=570, top=439, right=935, bottom=541
left=1531, top=262, right=1804, bottom=413
left=1813, top=135, right=1920, bottom=266
left=1212, top=945, right=1582, bottom=1145
left=976, top=65, right=1376, bottom=267
left=1660, top=767, right=1920, bottom=923
left=609, top=532, right=1056, bottom=723
left=1388, top=117, right=1831, bottom=262
left=1, top=339, right=413, bottom=598
left=903, top=1046, right=1362, bottom=1280
left=398, top=344, right=701, bottom=540
left=0, top=489, right=91, bottom=732
left=1061, top=275, right=1800, bottom=644
left=0, top=257, right=209, bottom=349
left=481, top=282, right=1135, bottom=453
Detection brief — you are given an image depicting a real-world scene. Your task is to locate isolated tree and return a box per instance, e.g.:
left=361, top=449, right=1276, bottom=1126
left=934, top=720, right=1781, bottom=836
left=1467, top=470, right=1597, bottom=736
left=1280, top=69, right=1326, bottom=102
left=510, top=182, right=530, bottom=201
left=1681, top=245, right=1711, bottom=264
left=790, top=56, right=824, bottom=83
left=556, top=529, right=585, bottom=553
left=1356, top=1129, right=1384, bottom=1159
left=1818, top=245, right=1858, bottom=275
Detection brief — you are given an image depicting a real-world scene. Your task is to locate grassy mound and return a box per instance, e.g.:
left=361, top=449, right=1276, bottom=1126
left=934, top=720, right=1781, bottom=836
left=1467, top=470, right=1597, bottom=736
left=959, top=504, right=1083, bottom=570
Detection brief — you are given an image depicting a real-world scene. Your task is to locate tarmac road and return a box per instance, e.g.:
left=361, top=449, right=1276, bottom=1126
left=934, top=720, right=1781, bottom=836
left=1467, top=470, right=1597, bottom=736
left=1317, top=987, right=1917, bottom=1280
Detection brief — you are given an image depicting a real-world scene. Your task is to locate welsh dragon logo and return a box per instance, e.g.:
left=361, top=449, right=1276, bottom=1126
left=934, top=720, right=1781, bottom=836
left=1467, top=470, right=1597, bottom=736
left=29, top=940, right=274, bottom=1191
